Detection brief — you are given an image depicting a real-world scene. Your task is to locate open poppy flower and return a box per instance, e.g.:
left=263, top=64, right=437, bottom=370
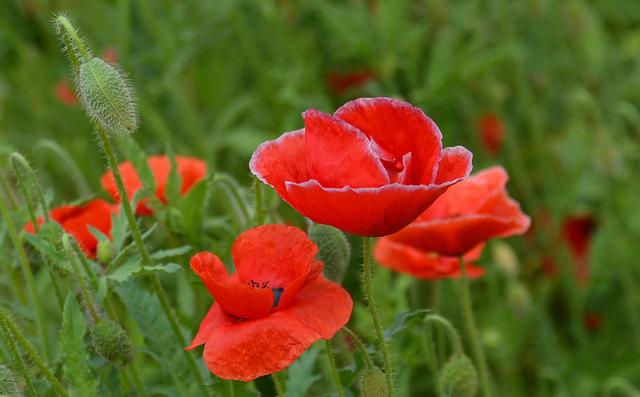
left=100, top=155, right=207, bottom=215
left=563, top=214, right=596, bottom=284
left=386, top=166, right=530, bottom=257
left=55, top=80, right=78, bottom=106
left=375, top=238, right=485, bottom=280
left=24, top=199, right=115, bottom=259
left=326, top=70, right=375, bottom=95
left=185, top=224, right=353, bottom=381
left=250, top=97, right=472, bottom=237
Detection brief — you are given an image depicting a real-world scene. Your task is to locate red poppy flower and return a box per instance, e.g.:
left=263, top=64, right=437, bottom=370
left=386, top=166, right=530, bottom=256
left=583, top=311, right=603, bottom=332
left=55, top=80, right=77, bottom=106
left=102, top=46, right=118, bottom=64
left=250, top=97, right=472, bottom=237
left=24, top=199, right=114, bottom=259
left=563, top=214, right=596, bottom=284
left=100, top=155, right=207, bottom=215
left=375, top=238, right=485, bottom=279
left=477, top=113, right=504, bottom=156
left=326, top=70, right=375, bottom=95
left=185, top=224, right=353, bottom=381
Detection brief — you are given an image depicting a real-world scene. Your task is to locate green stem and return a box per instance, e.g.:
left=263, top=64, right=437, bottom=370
left=95, top=126, right=210, bottom=396
left=342, top=326, right=374, bottom=369
left=361, top=237, right=395, bottom=396
left=0, top=307, right=68, bottom=397
left=457, top=257, right=492, bottom=397
left=0, top=189, right=50, bottom=359
left=272, top=372, right=285, bottom=397
left=63, top=234, right=100, bottom=323
left=213, top=174, right=251, bottom=226
left=0, top=314, right=37, bottom=397
left=325, top=339, right=345, bottom=397
left=254, top=177, right=264, bottom=226
left=424, top=314, right=463, bottom=354
left=128, top=362, right=148, bottom=397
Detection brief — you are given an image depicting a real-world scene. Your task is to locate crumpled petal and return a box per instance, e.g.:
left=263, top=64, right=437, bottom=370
left=334, top=97, right=443, bottom=185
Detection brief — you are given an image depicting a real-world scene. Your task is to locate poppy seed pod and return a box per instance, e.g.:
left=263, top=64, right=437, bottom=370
left=0, top=364, right=19, bottom=396
left=90, top=320, right=133, bottom=367
left=358, top=367, right=389, bottom=397
left=440, top=353, right=478, bottom=397
left=308, top=223, right=351, bottom=283
left=78, top=57, right=138, bottom=135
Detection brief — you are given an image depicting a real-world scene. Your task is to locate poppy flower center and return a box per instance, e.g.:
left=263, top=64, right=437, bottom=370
left=247, top=279, right=285, bottom=307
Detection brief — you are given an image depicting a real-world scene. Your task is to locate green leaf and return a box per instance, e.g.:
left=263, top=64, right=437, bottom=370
left=110, top=207, right=129, bottom=253
left=284, top=344, right=321, bottom=397
left=180, top=177, right=211, bottom=244
left=151, top=245, right=192, bottom=260
left=60, top=294, right=99, bottom=396
left=384, top=309, right=430, bottom=342
left=107, top=260, right=181, bottom=283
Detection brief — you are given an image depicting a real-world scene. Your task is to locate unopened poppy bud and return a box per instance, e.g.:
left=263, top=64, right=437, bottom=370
left=0, top=364, right=19, bottom=396
left=96, top=239, right=112, bottom=265
left=308, top=223, right=351, bottom=283
left=90, top=319, right=132, bottom=367
left=440, top=353, right=478, bottom=397
left=358, top=367, right=388, bottom=397
left=78, top=57, right=138, bottom=135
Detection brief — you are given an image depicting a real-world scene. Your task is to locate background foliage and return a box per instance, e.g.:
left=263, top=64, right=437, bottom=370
left=2, top=0, right=640, bottom=396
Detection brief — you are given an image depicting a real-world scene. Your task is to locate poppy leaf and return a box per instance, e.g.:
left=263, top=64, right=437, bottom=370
left=383, top=309, right=430, bottom=342
left=107, top=259, right=181, bottom=283
left=151, top=246, right=192, bottom=260
left=179, top=177, right=212, bottom=244
left=284, top=344, right=321, bottom=397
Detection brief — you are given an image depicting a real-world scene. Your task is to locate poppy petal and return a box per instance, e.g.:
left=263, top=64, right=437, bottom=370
left=434, top=146, right=473, bottom=184
left=284, top=180, right=459, bottom=236
left=185, top=303, right=238, bottom=351
left=334, top=97, right=443, bottom=185
left=191, top=252, right=274, bottom=319
left=202, top=312, right=321, bottom=381
left=249, top=129, right=308, bottom=202
left=303, top=109, right=388, bottom=188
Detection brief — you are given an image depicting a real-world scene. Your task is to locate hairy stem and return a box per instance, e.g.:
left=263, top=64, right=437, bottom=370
left=325, top=339, right=345, bottom=397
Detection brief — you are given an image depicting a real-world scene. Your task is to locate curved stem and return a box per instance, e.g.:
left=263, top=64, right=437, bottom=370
left=325, top=339, right=345, bottom=397
left=0, top=307, right=68, bottom=397
left=342, top=326, right=374, bottom=369
left=457, top=257, right=492, bottom=397
left=424, top=314, right=463, bottom=354
left=272, top=372, right=285, bottom=397
left=361, top=237, right=395, bottom=396
left=0, top=189, right=49, bottom=358
left=95, top=126, right=210, bottom=396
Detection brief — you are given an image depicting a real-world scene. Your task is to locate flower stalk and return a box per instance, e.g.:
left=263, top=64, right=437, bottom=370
left=361, top=236, right=395, bottom=396
left=325, top=339, right=345, bottom=397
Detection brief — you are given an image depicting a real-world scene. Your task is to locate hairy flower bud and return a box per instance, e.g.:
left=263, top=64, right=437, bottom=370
left=440, top=353, right=478, bottom=397
left=358, top=367, right=388, bottom=397
left=0, top=365, right=19, bottom=396
left=308, top=223, right=351, bottom=283
left=90, top=319, right=133, bottom=367
left=78, top=57, right=138, bottom=135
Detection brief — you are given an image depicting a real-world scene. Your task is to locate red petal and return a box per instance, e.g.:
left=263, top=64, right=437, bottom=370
left=100, top=161, right=144, bottom=212
left=434, top=146, right=473, bottom=184
left=185, top=303, right=238, bottom=350
left=284, top=180, right=458, bottom=236
left=334, top=97, right=443, bottom=184
left=232, top=225, right=318, bottom=289
left=190, top=252, right=273, bottom=319
left=281, top=276, right=353, bottom=339
left=202, top=312, right=320, bottom=381
left=249, top=129, right=308, bottom=202
left=303, top=109, right=388, bottom=188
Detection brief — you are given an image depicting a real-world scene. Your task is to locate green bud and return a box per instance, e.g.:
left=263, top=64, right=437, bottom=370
left=0, top=365, right=19, bottom=396
left=90, top=319, right=133, bottom=367
left=358, top=367, right=388, bottom=397
left=308, top=223, right=351, bottom=283
left=440, top=353, right=478, bottom=397
left=78, top=57, right=138, bottom=135
left=96, top=239, right=112, bottom=265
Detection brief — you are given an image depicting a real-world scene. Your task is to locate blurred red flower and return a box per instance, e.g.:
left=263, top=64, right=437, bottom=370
left=185, top=225, right=353, bottom=381
left=563, top=214, right=596, bottom=283
left=375, top=238, right=485, bottom=279
left=477, top=113, right=504, bottom=156
left=102, top=46, right=118, bottom=64
left=100, top=155, right=207, bottom=215
left=583, top=311, right=603, bottom=331
left=385, top=166, right=530, bottom=256
left=24, top=199, right=115, bottom=259
left=250, top=97, right=472, bottom=236
left=326, top=70, right=375, bottom=95
left=55, top=80, right=78, bottom=106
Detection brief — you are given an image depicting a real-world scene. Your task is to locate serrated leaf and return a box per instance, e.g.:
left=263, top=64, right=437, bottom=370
left=384, top=309, right=430, bottom=342
left=60, top=294, right=99, bottom=396
left=151, top=246, right=192, bottom=260
left=23, top=233, right=70, bottom=272
left=107, top=260, right=181, bottom=283
left=284, top=344, right=321, bottom=397
left=110, top=208, right=129, bottom=253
